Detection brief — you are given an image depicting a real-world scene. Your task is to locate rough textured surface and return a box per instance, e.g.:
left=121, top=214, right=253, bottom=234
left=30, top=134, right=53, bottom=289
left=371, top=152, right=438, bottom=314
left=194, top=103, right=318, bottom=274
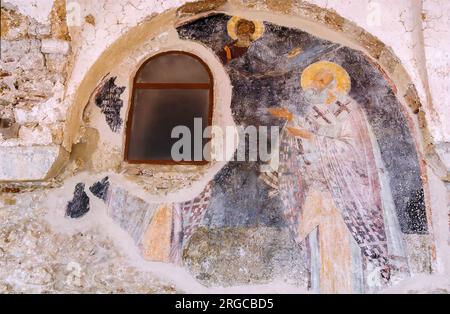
left=178, top=0, right=227, bottom=16
left=0, top=192, right=179, bottom=293
left=184, top=227, right=309, bottom=287
left=1, top=1, right=70, bottom=181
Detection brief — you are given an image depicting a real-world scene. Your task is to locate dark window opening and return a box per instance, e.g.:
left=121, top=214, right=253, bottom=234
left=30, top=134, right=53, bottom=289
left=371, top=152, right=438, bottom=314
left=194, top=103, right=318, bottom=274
left=125, top=51, right=214, bottom=165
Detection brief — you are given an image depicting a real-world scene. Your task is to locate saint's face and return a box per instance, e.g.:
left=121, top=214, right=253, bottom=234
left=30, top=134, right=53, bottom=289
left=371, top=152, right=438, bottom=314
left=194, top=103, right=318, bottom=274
left=236, top=20, right=255, bottom=47
left=304, top=70, right=339, bottom=105
left=312, top=70, right=334, bottom=91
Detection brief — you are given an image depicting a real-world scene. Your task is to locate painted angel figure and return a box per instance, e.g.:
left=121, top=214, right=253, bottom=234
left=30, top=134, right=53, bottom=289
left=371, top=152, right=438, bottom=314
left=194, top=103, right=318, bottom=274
left=266, top=61, right=409, bottom=293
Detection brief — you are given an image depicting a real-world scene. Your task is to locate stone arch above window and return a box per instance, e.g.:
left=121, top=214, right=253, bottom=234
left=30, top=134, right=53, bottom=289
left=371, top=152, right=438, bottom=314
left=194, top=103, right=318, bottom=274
left=125, top=51, right=214, bottom=165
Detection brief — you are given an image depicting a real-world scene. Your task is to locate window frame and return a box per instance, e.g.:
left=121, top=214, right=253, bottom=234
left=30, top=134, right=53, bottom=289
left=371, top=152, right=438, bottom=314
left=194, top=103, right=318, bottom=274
left=125, top=51, right=214, bottom=165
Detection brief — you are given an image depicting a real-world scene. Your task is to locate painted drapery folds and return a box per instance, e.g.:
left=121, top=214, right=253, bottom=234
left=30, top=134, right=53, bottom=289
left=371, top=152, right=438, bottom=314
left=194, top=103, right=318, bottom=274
left=87, top=14, right=430, bottom=293
left=274, top=61, right=407, bottom=292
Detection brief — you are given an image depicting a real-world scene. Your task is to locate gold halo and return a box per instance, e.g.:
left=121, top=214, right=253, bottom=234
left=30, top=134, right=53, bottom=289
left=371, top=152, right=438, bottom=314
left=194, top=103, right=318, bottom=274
left=301, top=61, right=351, bottom=96
left=227, top=16, right=265, bottom=42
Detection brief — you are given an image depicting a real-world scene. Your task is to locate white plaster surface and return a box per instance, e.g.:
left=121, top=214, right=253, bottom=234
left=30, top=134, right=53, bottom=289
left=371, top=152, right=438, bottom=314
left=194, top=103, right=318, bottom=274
left=0, top=145, right=62, bottom=181
left=2, top=0, right=54, bottom=24
left=41, top=39, right=71, bottom=54
left=422, top=0, right=450, bottom=143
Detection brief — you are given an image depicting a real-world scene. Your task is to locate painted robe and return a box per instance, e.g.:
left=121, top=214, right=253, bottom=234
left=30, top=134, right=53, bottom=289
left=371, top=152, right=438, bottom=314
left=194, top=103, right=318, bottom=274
left=217, top=41, right=249, bottom=65
left=97, top=178, right=214, bottom=265
left=278, top=98, right=409, bottom=293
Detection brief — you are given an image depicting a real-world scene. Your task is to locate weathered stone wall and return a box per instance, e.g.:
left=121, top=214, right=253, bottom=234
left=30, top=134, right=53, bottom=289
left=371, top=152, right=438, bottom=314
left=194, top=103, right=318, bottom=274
left=0, top=0, right=449, bottom=293
left=0, top=0, right=70, bottom=181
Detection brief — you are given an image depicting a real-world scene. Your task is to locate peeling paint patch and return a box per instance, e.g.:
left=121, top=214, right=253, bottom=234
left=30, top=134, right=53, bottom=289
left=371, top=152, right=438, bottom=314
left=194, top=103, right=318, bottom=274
left=89, top=176, right=110, bottom=201
left=66, top=183, right=90, bottom=218
left=94, top=77, right=125, bottom=133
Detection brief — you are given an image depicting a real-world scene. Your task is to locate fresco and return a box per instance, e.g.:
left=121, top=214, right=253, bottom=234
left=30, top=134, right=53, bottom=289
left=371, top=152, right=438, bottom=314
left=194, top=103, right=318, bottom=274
left=81, top=14, right=430, bottom=293
left=66, top=183, right=90, bottom=219
left=95, top=77, right=125, bottom=133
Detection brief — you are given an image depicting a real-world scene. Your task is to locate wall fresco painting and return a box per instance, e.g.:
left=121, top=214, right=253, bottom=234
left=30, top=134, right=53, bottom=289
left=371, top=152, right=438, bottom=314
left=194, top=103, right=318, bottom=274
left=177, top=14, right=428, bottom=293
left=95, top=77, right=125, bottom=133
left=85, top=14, right=430, bottom=293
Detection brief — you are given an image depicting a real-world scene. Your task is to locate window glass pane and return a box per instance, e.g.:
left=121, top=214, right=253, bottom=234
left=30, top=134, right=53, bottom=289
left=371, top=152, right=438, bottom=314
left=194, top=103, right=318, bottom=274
left=136, top=53, right=211, bottom=83
left=127, top=89, right=210, bottom=161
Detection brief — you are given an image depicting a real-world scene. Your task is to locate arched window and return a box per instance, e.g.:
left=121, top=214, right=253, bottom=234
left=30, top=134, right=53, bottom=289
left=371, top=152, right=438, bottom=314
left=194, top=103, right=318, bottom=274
left=125, top=51, right=213, bottom=165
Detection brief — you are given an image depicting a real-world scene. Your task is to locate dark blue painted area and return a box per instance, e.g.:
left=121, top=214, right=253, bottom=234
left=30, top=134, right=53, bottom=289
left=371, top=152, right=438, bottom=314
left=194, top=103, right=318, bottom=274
left=95, top=77, right=125, bottom=133
left=204, top=162, right=286, bottom=228
left=66, top=183, right=90, bottom=219
left=89, top=177, right=110, bottom=202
